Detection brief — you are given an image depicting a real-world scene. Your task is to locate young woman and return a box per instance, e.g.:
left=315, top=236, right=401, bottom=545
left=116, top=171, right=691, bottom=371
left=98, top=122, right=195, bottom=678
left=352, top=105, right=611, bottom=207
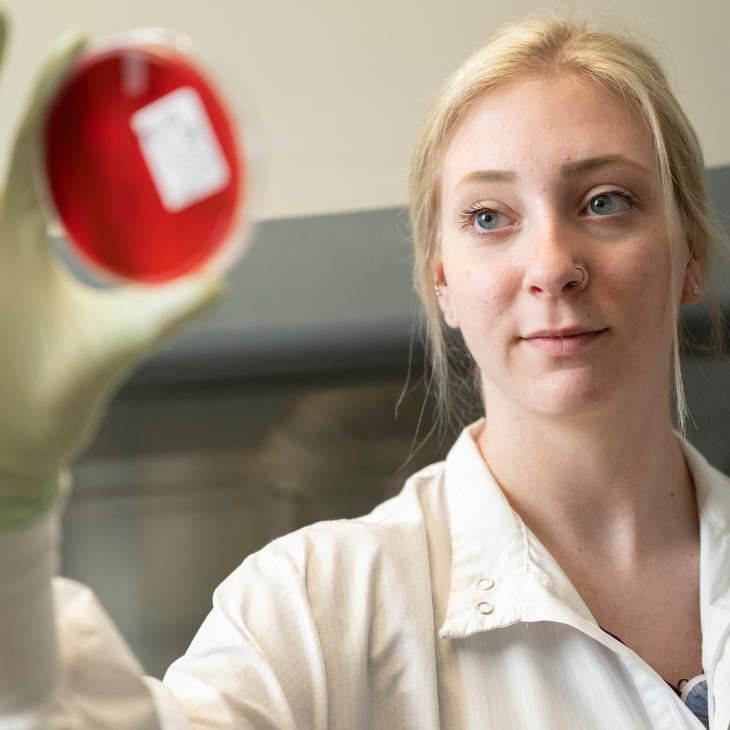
left=1, top=11, right=726, bottom=730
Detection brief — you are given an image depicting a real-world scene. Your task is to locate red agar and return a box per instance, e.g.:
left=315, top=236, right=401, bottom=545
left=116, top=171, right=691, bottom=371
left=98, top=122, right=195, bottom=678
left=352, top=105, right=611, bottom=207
left=43, top=45, right=244, bottom=283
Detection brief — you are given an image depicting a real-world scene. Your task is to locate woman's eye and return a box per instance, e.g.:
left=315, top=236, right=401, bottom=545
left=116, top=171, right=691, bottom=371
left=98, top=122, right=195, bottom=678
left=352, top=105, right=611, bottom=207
left=461, top=207, right=511, bottom=234
left=586, top=191, right=633, bottom=216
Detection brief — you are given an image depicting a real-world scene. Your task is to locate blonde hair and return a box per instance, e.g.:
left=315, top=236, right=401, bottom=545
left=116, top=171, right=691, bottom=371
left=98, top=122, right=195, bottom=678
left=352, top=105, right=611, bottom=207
left=409, top=11, right=726, bottom=435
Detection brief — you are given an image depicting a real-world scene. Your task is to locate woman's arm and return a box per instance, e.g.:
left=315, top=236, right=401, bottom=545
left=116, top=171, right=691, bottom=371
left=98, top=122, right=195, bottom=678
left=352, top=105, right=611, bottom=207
left=0, top=14, right=226, bottom=727
left=0, top=489, right=166, bottom=729
left=1, top=491, right=330, bottom=729
left=0, top=14, right=340, bottom=727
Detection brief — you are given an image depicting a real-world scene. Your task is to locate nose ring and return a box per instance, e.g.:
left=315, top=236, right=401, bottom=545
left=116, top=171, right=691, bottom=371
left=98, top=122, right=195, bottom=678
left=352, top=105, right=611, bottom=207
left=568, top=264, right=587, bottom=288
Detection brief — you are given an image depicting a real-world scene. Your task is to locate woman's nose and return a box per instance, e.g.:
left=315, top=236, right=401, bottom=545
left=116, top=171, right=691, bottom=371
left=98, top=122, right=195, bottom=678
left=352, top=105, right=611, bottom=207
left=522, top=220, right=587, bottom=297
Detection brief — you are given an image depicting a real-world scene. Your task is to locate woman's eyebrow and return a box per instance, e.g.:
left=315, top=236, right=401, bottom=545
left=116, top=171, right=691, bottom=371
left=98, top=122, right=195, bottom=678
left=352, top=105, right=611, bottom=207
left=562, top=154, right=651, bottom=177
left=454, top=154, right=652, bottom=190
left=456, top=169, right=516, bottom=187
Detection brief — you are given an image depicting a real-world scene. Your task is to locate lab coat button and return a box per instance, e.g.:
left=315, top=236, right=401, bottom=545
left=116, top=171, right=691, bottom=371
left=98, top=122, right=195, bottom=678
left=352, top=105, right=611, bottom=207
left=478, top=577, right=494, bottom=590
left=477, top=601, right=494, bottom=614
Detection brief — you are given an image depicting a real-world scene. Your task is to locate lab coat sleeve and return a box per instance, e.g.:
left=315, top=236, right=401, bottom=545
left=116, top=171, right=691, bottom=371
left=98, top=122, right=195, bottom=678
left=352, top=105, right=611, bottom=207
left=160, top=542, right=330, bottom=729
left=0, top=498, right=330, bottom=729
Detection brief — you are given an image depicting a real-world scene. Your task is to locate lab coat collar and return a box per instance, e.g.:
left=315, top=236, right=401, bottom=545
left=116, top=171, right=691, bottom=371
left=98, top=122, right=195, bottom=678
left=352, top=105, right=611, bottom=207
left=438, top=419, right=595, bottom=640
left=438, top=419, right=730, bottom=676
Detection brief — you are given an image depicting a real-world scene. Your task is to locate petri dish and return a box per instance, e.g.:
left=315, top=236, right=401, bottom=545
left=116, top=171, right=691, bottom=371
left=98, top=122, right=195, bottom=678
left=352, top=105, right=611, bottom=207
left=37, top=28, right=260, bottom=286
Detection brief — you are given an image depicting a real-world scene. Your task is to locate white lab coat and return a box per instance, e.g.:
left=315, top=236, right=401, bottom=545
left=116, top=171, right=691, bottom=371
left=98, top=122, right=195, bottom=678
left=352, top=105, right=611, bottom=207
left=1, top=420, right=727, bottom=729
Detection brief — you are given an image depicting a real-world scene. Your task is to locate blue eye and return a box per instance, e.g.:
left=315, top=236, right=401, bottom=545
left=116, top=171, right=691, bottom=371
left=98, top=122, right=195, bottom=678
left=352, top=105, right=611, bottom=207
left=459, top=207, right=510, bottom=235
left=475, top=210, right=503, bottom=230
left=459, top=201, right=515, bottom=236
left=587, top=192, right=633, bottom=216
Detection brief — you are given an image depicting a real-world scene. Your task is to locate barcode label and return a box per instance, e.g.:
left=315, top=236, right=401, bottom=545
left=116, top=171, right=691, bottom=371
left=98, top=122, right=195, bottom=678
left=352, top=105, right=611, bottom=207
left=130, top=86, right=231, bottom=212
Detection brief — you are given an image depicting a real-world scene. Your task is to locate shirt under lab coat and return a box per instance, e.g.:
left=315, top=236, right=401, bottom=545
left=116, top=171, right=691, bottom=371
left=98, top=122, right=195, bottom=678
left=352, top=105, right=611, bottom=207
left=2, top=420, right=729, bottom=729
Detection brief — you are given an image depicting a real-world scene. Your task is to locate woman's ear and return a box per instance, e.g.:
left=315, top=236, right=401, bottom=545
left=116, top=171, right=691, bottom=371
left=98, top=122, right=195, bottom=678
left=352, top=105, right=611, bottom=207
left=430, top=257, right=460, bottom=328
left=680, top=256, right=704, bottom=305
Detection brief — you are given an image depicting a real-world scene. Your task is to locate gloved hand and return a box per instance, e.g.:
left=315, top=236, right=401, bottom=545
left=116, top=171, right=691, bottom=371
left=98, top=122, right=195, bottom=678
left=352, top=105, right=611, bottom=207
left=0, top=19, right=228, bottom=528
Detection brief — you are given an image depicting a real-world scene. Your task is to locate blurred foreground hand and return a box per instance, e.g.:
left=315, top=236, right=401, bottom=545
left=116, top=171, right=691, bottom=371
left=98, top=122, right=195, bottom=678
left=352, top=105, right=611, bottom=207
left=0, top=15, right=227, bottom=527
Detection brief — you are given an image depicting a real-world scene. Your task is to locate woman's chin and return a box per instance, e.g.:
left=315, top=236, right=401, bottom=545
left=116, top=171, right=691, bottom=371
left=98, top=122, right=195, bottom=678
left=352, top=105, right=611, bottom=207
left=527, top=378, right=611, bottom=417
left=515, top=371, right=612, bottom=418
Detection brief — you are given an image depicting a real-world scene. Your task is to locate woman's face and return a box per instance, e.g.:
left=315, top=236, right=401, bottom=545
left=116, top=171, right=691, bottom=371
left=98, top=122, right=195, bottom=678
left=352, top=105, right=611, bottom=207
left=433, top=74, right=703, bottom=418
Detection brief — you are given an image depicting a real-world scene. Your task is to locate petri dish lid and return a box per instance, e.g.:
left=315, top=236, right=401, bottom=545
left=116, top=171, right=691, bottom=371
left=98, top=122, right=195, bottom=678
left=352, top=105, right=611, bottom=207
left=36, top=28, right=262, bottom=286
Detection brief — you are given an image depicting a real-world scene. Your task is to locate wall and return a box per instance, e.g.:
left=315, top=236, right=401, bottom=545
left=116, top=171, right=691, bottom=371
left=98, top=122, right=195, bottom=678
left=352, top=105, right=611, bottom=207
left=0, top=0, right=728, bottom=222
left=7, top=0, right=726, bottom=382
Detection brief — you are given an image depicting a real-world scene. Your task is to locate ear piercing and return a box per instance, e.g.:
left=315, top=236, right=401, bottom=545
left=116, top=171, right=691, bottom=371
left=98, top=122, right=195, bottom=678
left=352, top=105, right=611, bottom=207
left=686, top=257, right=700, bottom=296
left=434, top=282, right=455, bottom=321
left=436, top=265, right=698, bottom=305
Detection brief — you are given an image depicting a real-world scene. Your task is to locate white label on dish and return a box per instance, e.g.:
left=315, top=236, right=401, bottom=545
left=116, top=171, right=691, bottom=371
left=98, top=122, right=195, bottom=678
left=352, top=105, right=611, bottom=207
left=130, top=86, right=231, bottom=212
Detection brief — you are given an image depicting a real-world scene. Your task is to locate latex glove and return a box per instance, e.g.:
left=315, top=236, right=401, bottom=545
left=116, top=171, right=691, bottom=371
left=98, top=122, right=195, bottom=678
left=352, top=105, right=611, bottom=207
left=0, top=21, right=228, bottom=528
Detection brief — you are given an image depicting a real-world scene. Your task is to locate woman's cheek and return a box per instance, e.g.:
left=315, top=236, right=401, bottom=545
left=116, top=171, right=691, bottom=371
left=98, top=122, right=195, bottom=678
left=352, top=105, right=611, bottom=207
left=622, top=246, right=671, bottom=312
left=600, top=246, right=673, bottom=354
left=452, top=269, right=511, bottom=324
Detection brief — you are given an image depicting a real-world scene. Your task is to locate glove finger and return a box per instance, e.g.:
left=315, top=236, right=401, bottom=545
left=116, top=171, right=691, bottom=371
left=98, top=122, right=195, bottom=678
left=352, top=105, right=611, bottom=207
left=96, top=272, right=228, bottom=371
left=0, top=29, right=87, bottom=243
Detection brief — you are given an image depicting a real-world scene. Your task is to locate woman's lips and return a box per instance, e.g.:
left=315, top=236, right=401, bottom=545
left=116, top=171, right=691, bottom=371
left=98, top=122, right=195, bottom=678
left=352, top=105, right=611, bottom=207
left=522, top=329, right=607, bottom=355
